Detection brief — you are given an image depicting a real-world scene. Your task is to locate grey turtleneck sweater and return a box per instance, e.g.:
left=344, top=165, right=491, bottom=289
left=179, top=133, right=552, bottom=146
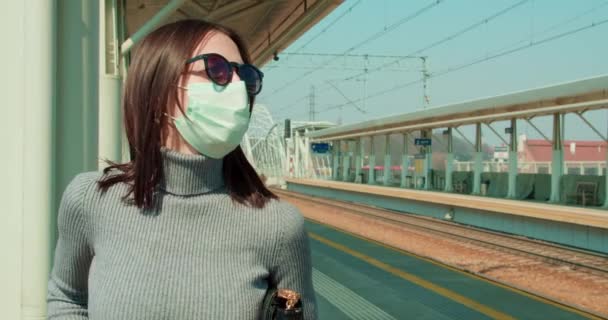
left=46, top=148, right=317, bottom=319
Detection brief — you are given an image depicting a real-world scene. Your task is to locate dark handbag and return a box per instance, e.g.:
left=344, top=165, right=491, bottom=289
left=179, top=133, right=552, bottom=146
left=260, top=287, right=304, bottom=320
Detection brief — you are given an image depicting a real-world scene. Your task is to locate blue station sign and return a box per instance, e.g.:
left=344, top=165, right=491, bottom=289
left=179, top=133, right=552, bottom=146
left=414, top=138, right=432, bottom=146
left=311, top=142, right=331, bottom=153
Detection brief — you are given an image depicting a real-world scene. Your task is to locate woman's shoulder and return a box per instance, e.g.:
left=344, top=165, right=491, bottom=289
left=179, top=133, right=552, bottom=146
left=261, top=198, right=306, bottom=231
left=63, top=170, right=120, bottom=205
left=57, top=171, right=105, bottom=225
left=63, top=171, right=104, bottom=198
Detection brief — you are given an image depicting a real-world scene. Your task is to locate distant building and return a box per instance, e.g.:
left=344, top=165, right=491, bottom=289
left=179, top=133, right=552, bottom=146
left=518, top=135, right=607, bottom=175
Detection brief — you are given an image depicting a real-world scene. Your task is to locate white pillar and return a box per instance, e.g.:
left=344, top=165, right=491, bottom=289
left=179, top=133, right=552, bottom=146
left=383, top=135, right=391, bottom=186
left=1, top=1, right=54, bottom=319
left=294, top=135, right=300, bottom=177
left=98, top=0, right=124, bottom=168
left=445, top=128, right=454, bottom=192
left=26, top=0, right=58, bottom=317
left=332, top=140, right=340, bottom=180
left=401, top=133, right=411, bottom=188
left=303, top=133, right=311, bottom=178
left=422, top=130, right=432, bottom=190
left=368, top=136, right=376, bottom=184
left=507, top=119, right=518, bottom=198
left=342, top=141, right=351, bottom=182
left=550, top=114, right=564, bottom=203
left=355, top=138, right=362, bottom=183
left=472, top=123, right=483, bottom=195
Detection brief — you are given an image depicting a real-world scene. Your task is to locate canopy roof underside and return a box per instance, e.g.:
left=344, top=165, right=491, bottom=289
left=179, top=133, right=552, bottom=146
left=125, top=0, right=343, bottom=65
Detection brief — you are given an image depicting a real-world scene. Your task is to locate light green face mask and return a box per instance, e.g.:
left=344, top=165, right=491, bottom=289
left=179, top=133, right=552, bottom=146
left=168, top=80, right=251, bottom=159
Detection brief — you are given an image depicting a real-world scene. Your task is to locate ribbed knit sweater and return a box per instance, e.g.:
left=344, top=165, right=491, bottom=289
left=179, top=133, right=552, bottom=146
left=46, top=148, right=317, bottom=319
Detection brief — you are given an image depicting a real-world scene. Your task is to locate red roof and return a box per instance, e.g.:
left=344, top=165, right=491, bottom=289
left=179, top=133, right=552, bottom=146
left=524, top=140, right=607, bottom=162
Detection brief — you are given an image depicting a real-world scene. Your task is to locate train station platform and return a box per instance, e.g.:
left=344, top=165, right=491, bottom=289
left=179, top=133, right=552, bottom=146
left=287, top=178, right=608, bottom=254
left=307, top=219, right=604, bottom=319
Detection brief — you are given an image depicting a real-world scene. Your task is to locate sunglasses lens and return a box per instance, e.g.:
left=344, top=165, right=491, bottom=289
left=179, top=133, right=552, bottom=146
left=205, top=54, right=231, bottom=85
left=238, top=65, right=262, bottom=95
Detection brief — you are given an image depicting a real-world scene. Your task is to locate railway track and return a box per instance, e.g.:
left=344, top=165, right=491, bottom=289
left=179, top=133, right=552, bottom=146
left=272, top=188, right=608, bottom=277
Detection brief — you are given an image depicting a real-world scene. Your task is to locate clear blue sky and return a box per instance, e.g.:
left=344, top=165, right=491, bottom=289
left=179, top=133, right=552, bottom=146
left=257, top=0, right=608, bottom=143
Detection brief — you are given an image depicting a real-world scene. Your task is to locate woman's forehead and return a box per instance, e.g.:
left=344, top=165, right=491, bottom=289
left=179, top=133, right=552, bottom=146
left=193, top=31, right=243, bottom=64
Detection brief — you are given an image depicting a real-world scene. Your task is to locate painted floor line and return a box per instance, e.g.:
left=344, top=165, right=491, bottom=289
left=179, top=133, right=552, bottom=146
left=305, top=218, right=606, bottom=320
left=313, top=268, right=398, bottom=320
left=309, top=232, right=518, bottom=320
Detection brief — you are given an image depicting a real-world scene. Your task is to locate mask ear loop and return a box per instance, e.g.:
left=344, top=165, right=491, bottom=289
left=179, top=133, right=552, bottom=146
left=163, top=112, right=179, bottom=121
left=162, top=84, right=189, bottom=124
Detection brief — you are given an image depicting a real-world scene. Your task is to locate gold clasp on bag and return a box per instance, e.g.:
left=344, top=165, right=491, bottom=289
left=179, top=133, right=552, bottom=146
left=277, top=289, right=300, bottom=310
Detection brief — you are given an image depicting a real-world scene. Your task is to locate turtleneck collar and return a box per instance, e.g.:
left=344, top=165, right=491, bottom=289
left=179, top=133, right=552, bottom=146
left=159, top=147, right=225, bottom=196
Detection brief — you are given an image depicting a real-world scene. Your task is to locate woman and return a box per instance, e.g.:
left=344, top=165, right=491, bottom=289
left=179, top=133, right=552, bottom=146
left=46, top=19, right=317, bottom=319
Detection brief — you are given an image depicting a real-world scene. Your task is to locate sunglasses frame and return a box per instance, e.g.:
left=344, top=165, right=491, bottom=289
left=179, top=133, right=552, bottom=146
left=185, top=53, right=264, bottom=96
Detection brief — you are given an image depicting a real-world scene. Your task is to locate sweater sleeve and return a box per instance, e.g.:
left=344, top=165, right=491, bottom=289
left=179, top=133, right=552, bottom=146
left=47, top=173, right=94, bottom=319
left=271, top=204, right=318, bottom=320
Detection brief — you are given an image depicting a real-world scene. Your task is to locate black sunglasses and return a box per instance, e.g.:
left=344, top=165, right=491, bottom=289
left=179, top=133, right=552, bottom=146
left=186, top=53, right=264, bottom=96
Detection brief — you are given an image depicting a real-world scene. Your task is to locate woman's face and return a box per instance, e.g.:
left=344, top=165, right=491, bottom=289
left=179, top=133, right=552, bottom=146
left=163, top=30, right=244, bottom=153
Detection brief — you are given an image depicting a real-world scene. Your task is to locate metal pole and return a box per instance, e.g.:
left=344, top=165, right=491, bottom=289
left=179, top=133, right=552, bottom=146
left=332, top=140, right=340, bottom=180
left=472, top=123, right=483, bottom=195
left=342, top=140, right=350, bottom=182
left=120, top=0, right=187, bottom=54
left=524, top=118, right=552, bottom=143
left=294, top=133, right=300, bottom=178
left=401, top=133, right=411, bottom=188
left=363, top=56, right=368, bottom=111
left=507, top=119, right=518, bottom=199
left=550, top=114, right=564, bottom=203
left=304, top=128, right=311, bottom=178
left=445, top=128, right=454, bottom=192
left=421, top=56, right=430, bottom=108
left=423, top=129, right=432, bottom=190
left=368, top=136, right=376, bottom=185
left=383, top=135, right=391, bottom=186
left=309, top=85, right=316, bottom=121
left=355, top=138, right=362, bottom=183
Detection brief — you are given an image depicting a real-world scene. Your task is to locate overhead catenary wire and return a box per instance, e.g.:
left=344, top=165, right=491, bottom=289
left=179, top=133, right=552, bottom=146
left=269, top=61, right=422, bottom=115
left=492, top=0, right=608, bottom=54
left=340, top=0, right=530, bottom=82
left=266, top=52, right=424, bottom=71
left=268, top=58, right=427, bottom=114
left=295, top=15, right=608, bottom=117
left=265, top=0, right=446, bottom=98
left=270, top=0, right=530, bottom=112
left=437, top=16, right=608, bottom=77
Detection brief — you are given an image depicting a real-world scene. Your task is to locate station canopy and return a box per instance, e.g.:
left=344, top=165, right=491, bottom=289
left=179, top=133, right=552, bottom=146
left=125, top=0, right=343, bottom=65
left=307, top=74, right=608, bottom=141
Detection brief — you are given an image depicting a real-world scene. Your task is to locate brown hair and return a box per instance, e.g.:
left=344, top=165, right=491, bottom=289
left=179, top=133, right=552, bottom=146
left=98, top=19, right=277, bottom=209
